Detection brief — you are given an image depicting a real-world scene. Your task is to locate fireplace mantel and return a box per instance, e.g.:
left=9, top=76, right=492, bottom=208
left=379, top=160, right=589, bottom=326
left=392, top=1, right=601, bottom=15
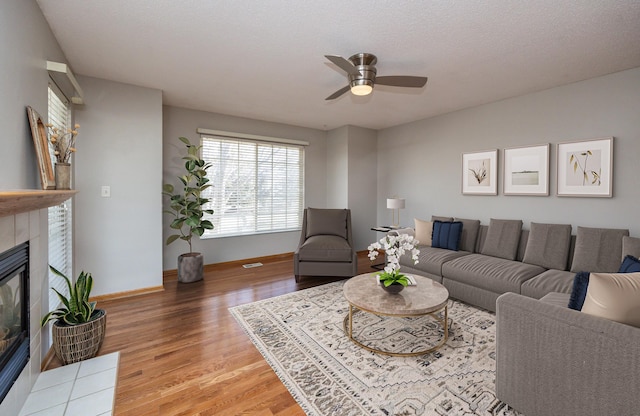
left=0, top=190, right=77, bottom=217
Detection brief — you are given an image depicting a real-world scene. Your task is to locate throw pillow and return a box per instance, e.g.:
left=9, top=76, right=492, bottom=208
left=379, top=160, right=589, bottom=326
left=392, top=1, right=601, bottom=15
left=522, top=222, right=572, bottom=270
left=431, top=221, right=463, bottom=251
left=414, top=218, right=433, bottom=247
left=570, top=226, right=629, bottom=272
left=567, top=271, right=590, bottom=311
left=480, top=219, right=523, bottom=261
left=581, top=272, right=640, bottom=328
left=619, top=255, right=640, bottom=273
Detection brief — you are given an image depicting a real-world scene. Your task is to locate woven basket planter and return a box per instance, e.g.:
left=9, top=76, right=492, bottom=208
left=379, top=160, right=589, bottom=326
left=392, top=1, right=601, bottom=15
left=52, top=309, right=107, bottom=365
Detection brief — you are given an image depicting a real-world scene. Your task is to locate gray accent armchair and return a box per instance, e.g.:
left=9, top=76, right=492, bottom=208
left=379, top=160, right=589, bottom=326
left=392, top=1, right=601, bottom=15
left=294, top=208, right=358, bottom=282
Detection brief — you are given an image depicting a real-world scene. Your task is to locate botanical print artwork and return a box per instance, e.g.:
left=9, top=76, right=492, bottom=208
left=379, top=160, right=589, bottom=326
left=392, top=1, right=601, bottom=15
left=511, top=154, right=539, bottom=185
left=557, top=137, right=613, bottom=197
left=468, top=158, right=490, bottom=186
left=462, top=150, right=498, bottom=195
left=567, top=149, right=602, bottom=187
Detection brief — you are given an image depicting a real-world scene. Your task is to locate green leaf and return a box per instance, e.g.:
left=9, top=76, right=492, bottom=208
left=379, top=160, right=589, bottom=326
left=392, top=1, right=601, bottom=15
left=162, top=184, right=174, bottom=193
left=166, top=234, right=180, bottom=245
left=178, top=136, right=191, bottom=145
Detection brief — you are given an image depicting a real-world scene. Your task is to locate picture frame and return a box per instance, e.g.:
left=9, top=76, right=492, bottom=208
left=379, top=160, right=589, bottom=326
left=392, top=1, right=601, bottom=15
left=26, top=106, right=55, bottom=190
left=503, top=144, right=549, bottom=196
left=462, top=149, right=498, bottom=195
left=557, top=137, right=613, bottom=197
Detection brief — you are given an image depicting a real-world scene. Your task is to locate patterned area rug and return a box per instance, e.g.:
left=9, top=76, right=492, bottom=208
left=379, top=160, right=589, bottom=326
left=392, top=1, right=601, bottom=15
left=229, top=281, right=522, bottom=416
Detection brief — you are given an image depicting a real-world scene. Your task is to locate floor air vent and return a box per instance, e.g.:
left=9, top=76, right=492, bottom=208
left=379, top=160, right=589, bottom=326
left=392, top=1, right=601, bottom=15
left=242, top=262, right=263, bottom=269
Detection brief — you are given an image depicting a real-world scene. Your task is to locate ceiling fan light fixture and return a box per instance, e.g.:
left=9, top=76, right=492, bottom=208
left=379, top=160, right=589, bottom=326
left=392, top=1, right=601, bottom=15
left=350, top=79, right=373, bottom=96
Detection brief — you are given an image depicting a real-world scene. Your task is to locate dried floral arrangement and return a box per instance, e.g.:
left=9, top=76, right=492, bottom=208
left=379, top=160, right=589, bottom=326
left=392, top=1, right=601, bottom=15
left=46, top=123, right=80, bottom=163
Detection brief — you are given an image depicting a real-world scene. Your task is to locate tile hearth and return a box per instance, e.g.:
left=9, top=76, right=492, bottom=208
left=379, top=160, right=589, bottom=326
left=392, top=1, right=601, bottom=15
left=19, top=352, right=119, bottom=416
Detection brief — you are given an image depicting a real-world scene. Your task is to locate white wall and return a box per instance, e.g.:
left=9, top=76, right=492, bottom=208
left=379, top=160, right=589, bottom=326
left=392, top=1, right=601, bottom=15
left=377, top=67, right=640, bottom=237
left=162, top=105, right=327, bottom=269
left=74, top=76, right=163, bottom=296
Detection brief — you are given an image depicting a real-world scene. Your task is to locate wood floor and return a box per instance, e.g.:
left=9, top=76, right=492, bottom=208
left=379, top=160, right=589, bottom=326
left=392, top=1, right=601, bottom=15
left=47, top=253, right=377, bottom=415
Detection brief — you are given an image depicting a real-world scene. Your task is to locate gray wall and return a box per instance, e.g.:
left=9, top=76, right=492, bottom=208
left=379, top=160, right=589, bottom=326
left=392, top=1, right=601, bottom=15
left=326, top=126, right=349, bottom=208
left=162, top=105, right=327, bottom=270
left=0, top=0, right=69, bottom=412
left=74, top=76, right=164, bottom=296
left=377, top=67, right=640, bottom=237
left=0, top=0, right=67, bottom=190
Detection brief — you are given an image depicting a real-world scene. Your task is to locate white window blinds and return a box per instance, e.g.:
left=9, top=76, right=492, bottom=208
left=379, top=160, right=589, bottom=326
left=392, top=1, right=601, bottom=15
left=200, top=134, right=305, bottom=237
left=47, top=84, right=72, bottom=309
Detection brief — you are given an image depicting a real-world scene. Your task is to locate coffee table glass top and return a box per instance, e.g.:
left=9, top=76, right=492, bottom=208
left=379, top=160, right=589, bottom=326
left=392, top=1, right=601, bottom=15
left=343, top=272, right=449, bottom=316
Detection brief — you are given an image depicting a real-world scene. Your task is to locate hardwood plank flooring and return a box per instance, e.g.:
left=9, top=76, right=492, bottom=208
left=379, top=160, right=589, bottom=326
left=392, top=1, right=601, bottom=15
left=46, top=252, right=377, bottom=415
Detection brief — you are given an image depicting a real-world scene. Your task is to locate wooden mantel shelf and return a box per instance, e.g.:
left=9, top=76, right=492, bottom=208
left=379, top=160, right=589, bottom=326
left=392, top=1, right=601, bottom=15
left=0, top=190, right=78, bottom=217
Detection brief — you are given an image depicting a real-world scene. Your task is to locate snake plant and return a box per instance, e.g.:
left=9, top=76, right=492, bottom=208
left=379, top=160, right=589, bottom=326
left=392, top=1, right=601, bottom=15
left=41, top=265, right=97, bottom=326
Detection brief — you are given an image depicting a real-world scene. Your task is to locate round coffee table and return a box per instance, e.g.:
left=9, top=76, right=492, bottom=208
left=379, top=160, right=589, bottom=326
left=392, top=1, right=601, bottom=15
left=343, top=272, right=449, bottom=357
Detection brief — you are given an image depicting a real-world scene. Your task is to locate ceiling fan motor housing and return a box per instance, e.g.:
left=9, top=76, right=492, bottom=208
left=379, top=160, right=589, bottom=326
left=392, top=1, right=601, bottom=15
left=348, top=53, right=377, bottom=89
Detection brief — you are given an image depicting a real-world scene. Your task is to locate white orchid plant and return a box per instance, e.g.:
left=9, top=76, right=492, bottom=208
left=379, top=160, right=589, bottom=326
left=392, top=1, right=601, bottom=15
left=368, top=233, right=420, bottom=287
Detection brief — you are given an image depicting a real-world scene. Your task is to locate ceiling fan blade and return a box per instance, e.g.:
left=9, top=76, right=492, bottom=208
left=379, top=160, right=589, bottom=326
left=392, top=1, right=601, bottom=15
left=376, top=76, right=428, bottom=88
left=325, top=55, right=361, bottom=76
left=325, top=85, right=351, bottom=100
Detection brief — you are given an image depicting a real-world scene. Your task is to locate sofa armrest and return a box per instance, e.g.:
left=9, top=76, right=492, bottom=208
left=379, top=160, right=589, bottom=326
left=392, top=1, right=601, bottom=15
left=496, top=292, right=640, bottom=416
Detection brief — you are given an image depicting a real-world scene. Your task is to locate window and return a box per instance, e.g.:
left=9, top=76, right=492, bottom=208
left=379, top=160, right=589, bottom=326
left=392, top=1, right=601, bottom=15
left=47, top=83, right=73, bottom=308
left=200, top=134, right=305, bottom=237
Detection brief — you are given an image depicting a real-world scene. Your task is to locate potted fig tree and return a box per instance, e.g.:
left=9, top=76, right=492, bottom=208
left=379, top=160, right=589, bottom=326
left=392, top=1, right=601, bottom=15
left=41, top=266, right=106, bottom=365
left=162, top=136, right=214, bottom=283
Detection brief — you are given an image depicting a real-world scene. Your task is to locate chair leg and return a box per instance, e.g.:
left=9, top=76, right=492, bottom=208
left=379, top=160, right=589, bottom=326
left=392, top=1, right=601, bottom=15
left=295, top=275, right=300, bottom=283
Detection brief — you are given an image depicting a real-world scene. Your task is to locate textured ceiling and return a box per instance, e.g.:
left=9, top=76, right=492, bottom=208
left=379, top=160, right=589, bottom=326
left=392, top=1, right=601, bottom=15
left=36, top=0, right=640, bottom=131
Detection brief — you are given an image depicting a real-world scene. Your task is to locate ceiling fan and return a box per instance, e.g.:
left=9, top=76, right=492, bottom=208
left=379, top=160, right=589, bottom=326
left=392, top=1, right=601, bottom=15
left=324, top=53, right=428, bottom=100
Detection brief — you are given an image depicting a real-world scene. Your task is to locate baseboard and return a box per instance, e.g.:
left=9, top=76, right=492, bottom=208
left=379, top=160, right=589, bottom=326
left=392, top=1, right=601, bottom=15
left=41, top=347, right=56, bottom=371
left=90, top=285, right=165, bottom=302
left=163, top=252, right=295, bottom=282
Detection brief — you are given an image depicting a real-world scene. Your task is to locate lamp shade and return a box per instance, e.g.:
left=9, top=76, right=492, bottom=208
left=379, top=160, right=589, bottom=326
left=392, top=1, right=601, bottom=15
left=387, top=198, right=405, bottom=209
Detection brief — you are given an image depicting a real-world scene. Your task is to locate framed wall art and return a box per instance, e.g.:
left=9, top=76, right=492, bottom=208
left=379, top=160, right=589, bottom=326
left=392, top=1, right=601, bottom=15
left=462, top=149, right=498, bottom=195
left=26, top=106, right=55, bottom=190
left=503, top=144, right=549, bottom=196
left=556, top=137, right=613, bottom=197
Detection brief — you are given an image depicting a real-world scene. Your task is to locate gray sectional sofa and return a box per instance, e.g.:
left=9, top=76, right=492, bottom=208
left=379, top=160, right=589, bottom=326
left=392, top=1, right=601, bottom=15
left=395, top=216, right=640, bottom=416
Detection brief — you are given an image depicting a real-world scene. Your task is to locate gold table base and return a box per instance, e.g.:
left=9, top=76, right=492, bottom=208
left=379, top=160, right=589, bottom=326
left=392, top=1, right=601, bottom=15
left=343, top=303, right=448, bottom=357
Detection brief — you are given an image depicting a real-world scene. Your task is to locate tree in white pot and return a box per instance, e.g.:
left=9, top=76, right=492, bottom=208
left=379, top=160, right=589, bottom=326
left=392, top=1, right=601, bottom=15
left=162, top=137, right=214, bottom=282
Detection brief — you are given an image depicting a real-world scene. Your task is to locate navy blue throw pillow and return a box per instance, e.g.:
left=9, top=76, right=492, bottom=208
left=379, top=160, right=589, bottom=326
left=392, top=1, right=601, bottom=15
left=431, top=221, right=463, bottom=251
left=568, top=271, right=590, bottom=311
left=619, top=255, right=640, bottom=273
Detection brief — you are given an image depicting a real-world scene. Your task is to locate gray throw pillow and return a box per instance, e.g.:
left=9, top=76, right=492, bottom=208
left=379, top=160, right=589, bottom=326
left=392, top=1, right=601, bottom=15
left=431, top=215, right=454, bottom=222
left=480, top=219, right=523, bottom=261
left=522, top=222, right=572, bottom=270
left=305, top=208, right=348, bottom=239
left=570, top=226, right=629, bottom=272
left=623, top=236, right=640, bottom=261
left=454, top=217, right=480, bottom=252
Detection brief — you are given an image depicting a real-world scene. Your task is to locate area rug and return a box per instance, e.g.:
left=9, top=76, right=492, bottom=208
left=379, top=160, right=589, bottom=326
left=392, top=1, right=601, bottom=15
left=229, top=281, right=522, bottom=416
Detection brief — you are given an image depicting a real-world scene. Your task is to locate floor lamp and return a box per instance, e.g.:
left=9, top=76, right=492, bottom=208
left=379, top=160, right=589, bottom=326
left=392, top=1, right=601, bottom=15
left=387, top=198, right=405, bottom=228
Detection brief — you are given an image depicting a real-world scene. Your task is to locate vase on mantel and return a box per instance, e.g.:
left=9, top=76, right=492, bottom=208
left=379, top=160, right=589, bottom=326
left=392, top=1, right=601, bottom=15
left=55, top=163, right=71, bottom=190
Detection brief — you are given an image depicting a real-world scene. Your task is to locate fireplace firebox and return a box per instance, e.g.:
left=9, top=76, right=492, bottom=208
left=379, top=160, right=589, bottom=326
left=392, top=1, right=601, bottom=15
left=0, top=242, right=29, bottom=403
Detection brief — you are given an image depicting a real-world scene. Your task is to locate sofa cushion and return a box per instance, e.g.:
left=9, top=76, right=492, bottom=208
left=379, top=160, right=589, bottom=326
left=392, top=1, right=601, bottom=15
left=480, top=219, right=523, bottom=261
left=567, top=271, right=590, bottom=310
left=623, top=236, right=640, bottom=260
left=297, top=235, right=352, bottom=262
left=619, top=255, right=640, bottom=273
left=522, top=222, right=572, bottom=270
left=432, top=221, right=463, bottom=251
left=454, top=217, right=480, bottom=253
left=570, top=226, right=629, bottom=272
left=400, top=245, right=470, bottom=276
left=581, top=272, right=640, bottom=327
left=305, top=208, right=348, bottom=239
left=442, top=253, right=544, bottom=294
left=540, top=292, right=571, bottom=308
left=414, top=218, right=432, bottom=247
left=521, top=268, right=575, bottom=300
